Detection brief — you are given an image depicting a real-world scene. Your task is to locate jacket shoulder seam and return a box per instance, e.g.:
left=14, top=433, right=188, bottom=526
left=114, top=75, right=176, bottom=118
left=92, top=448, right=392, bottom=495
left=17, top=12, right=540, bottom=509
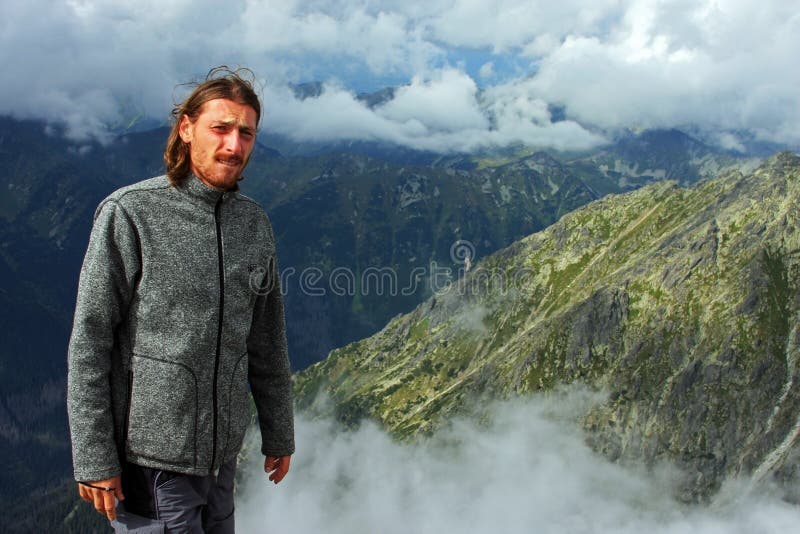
left=115, top=183, right=172, bottom=203
left=95, top=181, right=173, bottom=220
left=231, top=194, right=264, bottom=210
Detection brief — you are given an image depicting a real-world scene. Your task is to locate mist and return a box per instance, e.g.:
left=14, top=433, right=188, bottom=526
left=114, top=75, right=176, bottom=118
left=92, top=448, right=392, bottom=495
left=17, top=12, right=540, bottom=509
left=236, top=389, right=799, bottom=533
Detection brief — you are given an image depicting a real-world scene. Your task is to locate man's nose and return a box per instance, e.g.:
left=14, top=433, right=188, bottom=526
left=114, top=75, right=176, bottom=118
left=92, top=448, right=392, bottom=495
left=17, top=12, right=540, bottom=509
left=223, top=131, right=243, bottom=153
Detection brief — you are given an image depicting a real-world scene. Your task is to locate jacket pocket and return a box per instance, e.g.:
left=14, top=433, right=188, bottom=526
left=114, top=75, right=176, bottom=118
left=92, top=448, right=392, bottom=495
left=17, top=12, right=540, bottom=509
left=222, top=351, right=250, bottom=460
left=126, top=354, right=198, bottom=468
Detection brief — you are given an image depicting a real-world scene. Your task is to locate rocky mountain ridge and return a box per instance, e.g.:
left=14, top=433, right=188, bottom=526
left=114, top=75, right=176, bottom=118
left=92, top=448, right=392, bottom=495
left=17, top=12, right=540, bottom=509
left=295, top=152, right=800, bottom=500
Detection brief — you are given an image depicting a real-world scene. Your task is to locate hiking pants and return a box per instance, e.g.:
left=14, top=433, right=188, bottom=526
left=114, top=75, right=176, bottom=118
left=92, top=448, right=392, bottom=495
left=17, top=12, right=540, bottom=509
left=110, top=459, right=236, bottom=533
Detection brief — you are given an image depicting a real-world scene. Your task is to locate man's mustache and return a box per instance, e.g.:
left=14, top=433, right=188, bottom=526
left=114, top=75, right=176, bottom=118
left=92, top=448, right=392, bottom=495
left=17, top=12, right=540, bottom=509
left=217, top=155, right=244, bottom=165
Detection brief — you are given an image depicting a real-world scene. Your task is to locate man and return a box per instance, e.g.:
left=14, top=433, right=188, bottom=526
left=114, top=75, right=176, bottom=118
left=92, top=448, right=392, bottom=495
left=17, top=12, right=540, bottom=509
left=67, top=67, right=295, bottom=533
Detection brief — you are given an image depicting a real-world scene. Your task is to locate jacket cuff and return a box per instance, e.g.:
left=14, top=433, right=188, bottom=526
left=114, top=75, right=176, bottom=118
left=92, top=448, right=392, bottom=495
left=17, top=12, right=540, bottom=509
left=74, top=465, right=122, bottom=483
left=261, top=445, right=295, bottom=457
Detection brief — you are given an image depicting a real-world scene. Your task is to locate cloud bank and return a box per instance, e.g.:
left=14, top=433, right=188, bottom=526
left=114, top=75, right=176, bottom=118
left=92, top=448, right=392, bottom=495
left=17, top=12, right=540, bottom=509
left=236, top=390, right=800, bottom=534
left=3, top=0, right=799, bottom=151
left=262, top=71, right=605, bottom=152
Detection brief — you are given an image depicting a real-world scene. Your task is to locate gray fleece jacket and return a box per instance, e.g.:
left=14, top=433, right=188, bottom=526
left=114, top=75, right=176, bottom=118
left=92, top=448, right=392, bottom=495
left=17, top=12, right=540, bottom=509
left=67, top=174, right=294, bottom=482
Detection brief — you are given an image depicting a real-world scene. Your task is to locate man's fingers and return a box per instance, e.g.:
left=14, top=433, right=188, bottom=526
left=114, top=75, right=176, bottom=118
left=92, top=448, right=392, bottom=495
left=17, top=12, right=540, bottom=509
left=79, top=475, right=122, bottom=520
left=77, top=483, right=91, bottom=503
left=103, top=488, right=117, bottom=521
left=267, top=456, right=290, bottom=484
left=268, top=468, right=285, bottom=484
left=92, top=489, right=106, bottom=516
left=86, top=486, right=116, bottom=521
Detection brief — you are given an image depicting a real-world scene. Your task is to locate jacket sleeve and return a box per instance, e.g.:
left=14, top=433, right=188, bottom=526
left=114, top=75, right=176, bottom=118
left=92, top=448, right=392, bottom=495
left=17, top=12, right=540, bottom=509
left=67, top=199, right=140, bottom=481
left=247, top=225, right=295, bottom=457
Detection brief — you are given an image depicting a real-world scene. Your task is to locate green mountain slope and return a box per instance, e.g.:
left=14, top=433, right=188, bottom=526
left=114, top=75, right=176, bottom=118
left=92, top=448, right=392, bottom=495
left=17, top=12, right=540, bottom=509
left=295, top=152, right=800, bottom=500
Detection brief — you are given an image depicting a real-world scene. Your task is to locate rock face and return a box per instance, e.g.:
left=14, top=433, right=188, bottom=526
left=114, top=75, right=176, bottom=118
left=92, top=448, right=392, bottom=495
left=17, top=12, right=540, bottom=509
left=295, top=152, right=800, bottom=500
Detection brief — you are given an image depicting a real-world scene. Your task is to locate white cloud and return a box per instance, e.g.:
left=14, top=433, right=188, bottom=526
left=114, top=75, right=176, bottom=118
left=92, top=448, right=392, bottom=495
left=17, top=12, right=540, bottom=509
left=237, top=389, right=800, bottom=534
left=232, top=2, right=437, bottom=76
left=262, top=84, right=403, bottom=145
left=261, top=71, right=605, bottom=153
left=423, top=0, right=624, bottom=53
left=453, top=304, right=490, bottom=334
left=526, top=0, right=800, bottom=144
left=713, top=132, right=747, bottom=153
left=1, top=0, right=799, bottom=150
left=478, top=61, right=495, bottom=79
left=376, top=70, right=488, bottom=133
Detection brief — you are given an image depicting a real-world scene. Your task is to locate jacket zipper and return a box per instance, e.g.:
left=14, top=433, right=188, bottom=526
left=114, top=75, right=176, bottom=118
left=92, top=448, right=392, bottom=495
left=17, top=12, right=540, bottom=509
left=210, top=195, right=225, bottom=471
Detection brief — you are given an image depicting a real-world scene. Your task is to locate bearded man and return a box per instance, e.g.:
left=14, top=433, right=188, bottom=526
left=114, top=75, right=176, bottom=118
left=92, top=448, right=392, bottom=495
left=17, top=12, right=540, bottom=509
left=67, top=66, right=294, bottom=533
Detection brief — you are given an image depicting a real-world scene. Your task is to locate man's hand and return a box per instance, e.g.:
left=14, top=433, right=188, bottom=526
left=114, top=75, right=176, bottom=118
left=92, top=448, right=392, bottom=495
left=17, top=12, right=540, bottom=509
left=77, top=475, right=124, bottom=522
left=264, top=455, right=291, bottom=484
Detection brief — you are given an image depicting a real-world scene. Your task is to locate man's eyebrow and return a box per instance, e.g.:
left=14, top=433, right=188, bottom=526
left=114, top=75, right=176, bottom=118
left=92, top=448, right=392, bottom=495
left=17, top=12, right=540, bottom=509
left=212, top=119, right=256, bottom=133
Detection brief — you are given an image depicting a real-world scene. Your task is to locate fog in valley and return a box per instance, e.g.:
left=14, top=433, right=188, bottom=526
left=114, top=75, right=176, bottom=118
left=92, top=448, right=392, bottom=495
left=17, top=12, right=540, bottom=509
left=237, top=389, right=799, bottom=533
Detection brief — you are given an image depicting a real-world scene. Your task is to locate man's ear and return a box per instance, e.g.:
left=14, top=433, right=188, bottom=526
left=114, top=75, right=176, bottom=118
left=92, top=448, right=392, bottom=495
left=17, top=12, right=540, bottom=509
left=178, top=115, right=194, bottom=144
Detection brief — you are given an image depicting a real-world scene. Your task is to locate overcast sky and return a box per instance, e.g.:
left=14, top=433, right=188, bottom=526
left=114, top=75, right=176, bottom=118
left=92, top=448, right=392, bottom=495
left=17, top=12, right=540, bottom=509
left=236, top=390, right=800, bottom=533
left=2, top=0, right=799, bottom=152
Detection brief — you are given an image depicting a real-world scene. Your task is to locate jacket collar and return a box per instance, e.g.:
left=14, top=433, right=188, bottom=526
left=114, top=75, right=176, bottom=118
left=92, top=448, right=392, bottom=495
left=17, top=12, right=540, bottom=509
left=178, top=173, right=239, bottom=206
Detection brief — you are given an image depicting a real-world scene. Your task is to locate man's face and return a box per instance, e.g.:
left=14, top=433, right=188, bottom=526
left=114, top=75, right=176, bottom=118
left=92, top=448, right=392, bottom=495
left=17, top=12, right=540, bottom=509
left=179, top=98, right=258, bottom=191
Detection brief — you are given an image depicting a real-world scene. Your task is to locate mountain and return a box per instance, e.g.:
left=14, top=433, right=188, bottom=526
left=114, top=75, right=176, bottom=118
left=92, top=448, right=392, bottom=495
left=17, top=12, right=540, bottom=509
left=248, top=130, right=759, bottom=369
left=294, top=153, right=800, bottom=501
left=567, top=128, right=761, bottom=196
left=249, top=150, right=599, bottom=368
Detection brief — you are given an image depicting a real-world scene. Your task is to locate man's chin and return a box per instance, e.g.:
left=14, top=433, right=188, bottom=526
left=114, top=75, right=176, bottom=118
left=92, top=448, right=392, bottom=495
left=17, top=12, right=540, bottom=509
left=217, top=175, right=241, bottom=190
left=198, top=173, right=241, bottom=191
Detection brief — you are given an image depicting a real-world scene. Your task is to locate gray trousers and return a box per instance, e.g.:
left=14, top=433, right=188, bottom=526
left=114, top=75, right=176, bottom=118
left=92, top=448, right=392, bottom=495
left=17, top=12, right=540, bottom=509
left=110, top=459, right=236, bottom=533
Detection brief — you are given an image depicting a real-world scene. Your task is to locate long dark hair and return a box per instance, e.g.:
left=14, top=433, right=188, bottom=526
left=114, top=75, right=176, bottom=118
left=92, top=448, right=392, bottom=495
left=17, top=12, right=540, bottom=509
left=164, top=66, right=261, bottom=186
